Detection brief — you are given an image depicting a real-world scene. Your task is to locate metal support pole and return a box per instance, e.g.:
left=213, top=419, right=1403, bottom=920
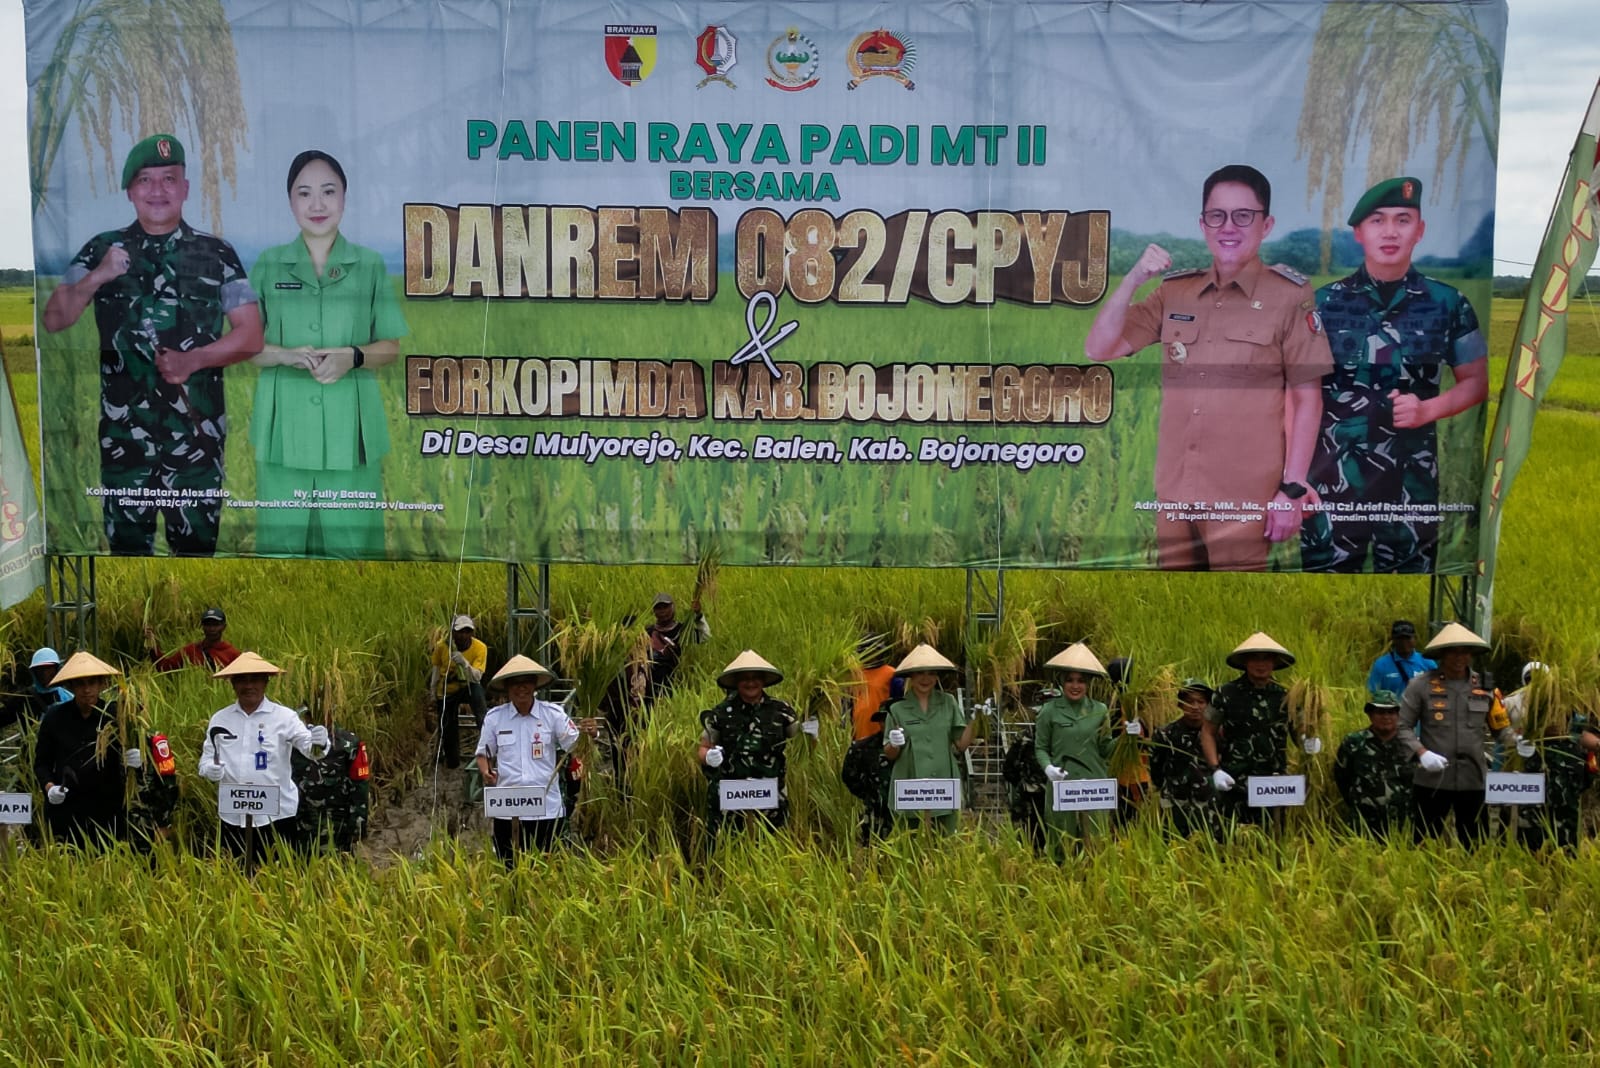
left=506, top=561, right=552, bottom=661
left=45, top=555, right=98, bottom=655
left=1428, top=572, right=1478, bottom=633
left=963, top=567, right=1004, bottom=698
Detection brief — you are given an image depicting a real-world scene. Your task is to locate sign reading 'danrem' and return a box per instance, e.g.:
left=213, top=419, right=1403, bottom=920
left=0, top=792, right=34, bottom=825
left=719, top=778, right=781, bottom=811
left=219, top=784, right=281, bottom=819
left=1485, top=772, right=1545, bottom=806
left=23, top=1, right=1504, bottom=574
left=1052, top=778, right=1118, bottom=812
left=894, top=778, right=962, bottom=812
left=1246, top=776, right=1307, bottom=808
left=484, top=786, right=550, bottom=818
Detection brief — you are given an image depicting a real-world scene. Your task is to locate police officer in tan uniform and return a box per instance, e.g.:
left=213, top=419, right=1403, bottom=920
left=1395, top=622, right=1513, bottom=847
left=1086, top=164, right=1334, bottom=570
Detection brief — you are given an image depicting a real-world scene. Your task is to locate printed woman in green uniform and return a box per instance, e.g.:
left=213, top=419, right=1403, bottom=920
left=1035, top=642, right=1114, bottom=855
left=882, top=644, right=977, bottom=833
left=249, top=150, right=407, bottom=557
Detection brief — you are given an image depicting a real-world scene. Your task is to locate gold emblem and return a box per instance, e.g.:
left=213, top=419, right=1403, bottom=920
left=1169, top=341, right=1187, bottom=363
left=1251, top=300, right=1263, bottom=310
left=1433, top=712, right=1445, bottom=721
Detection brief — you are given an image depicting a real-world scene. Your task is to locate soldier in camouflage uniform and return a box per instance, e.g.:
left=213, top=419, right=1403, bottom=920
left=126, top=731, right=181, bottom=851
left=697, top=651, right=815, bottom=848
left=1149, top=678, right=1221, bottom=840
left=290, top=723, right=371, bottom=853
left=1302, top=177, right=1489, bottom=574
left=42, top=133, right=262, bottom=556
left=1202, top=633, right=1319, bottom=827
left=1515, top=713, right=1600, bottom=854
left=1333, top=693, right=1416, bottom=838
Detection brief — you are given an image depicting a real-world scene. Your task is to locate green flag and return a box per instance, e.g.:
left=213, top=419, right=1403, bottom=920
left=1477, top=80, right=1600, bottom=636
left=0, top=356, right=45, bottom=608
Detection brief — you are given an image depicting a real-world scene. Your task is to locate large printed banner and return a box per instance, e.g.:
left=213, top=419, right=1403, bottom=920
left=24, top=0, right=1506, bottom=570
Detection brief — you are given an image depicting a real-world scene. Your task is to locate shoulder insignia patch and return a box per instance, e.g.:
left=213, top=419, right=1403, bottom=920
left=1162, top=267, right=1204, bottom=281
left=1269, top=263, right=1309, bottom=286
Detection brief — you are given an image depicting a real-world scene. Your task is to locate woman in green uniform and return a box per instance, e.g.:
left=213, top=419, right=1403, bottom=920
left=1035, top=642, right=1113, bottom=855
left=249, top=150, right=407, bottom=558
left=883, top=644, right=976, bottom=833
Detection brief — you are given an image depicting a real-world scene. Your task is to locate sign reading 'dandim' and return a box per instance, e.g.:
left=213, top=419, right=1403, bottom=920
left=1246, top=775, right=1307, bottom=808
left=1485, top=772, right=1545, bottom=806
left=1052, top=778, right=1119, bottom=812
left=484, top=786, right=550, bottom=818
left=0, top=792, right=34, bottom=825
left=719, top=778, right=781, bottom=811
left=219, top=784, right=281, bottom=818
left=893, top=778, right=962, bottom=812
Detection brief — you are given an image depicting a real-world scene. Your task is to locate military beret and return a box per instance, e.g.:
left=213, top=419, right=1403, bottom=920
left=122, top=133, right=186, bottom=188
left=1347, top=176, right=1422, bottom=226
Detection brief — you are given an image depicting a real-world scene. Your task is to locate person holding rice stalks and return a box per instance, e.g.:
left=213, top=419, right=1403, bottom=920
left=697, top=651, right=809, bottom=848
left=1396, top=623, right=1513, bottom=848
left=637, top=592, right=711, bottom=706
left=1333, top=692, right=1417, bottom=839
left=1515, top=703, right=1600, bottom=854
left=198, top=653, right=329, bottom=863
left=1202, top=632, right=1318, bottom=827
left=33, top=652, right=136, bottom=847
left=1149, top=678, right=1222, bottom=840
left=146, top=606, right=241, bottom=672
left=427, top=614, right=488, bottom=768
left=1034, top=643, right=1114, bottom=855
left=475, top=656, right=590, bottom=865
left=882, top=644, right=975, bottom=834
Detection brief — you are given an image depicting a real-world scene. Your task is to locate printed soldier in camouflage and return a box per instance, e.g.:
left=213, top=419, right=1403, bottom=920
left=1333, top=693, right=1416, bottom=838
left=1202, top=634, right=1314, bottom=826
left=42, top=134, right=262, bottom=556
left=290, top=725, right=371, bottom=853
left=697, top=651, right=810, bottom=846
left=1515, top=714, right=1600, bottom=853
left=1302, top=177, right=1489, bottom=574
left=1149, top=679, right=1221, bottom=839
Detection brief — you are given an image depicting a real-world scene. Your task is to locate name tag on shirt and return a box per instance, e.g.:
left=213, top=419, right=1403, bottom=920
left=220, top=784, right=281, bottom=818
left=273, top=281, right=303, bottom=290
left=1485, top=772, right=1544, bottom=805
left=1052, top=778, right=1118, bottom=811
left=719, top=778, right=781, bottom=811
left=893, top=778, right=962, bottom=811
left=484, top=786, right=549, bottom=818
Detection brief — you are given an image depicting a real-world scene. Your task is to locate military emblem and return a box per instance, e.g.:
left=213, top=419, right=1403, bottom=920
left=1169, top=341, right=1187, bottom=363
left=1401, top=179, right=1415, bottom=200
left=765, top=28, right=820, bottom=92
left=156, top=137, right=174, bottom=161
left=605, top=24, right=657, bottom=87
left=846, top=28, right=916, bottom=90
left=696, top=25, right=737, bottom=89
left=1306, top=310, right=1323, bottom=334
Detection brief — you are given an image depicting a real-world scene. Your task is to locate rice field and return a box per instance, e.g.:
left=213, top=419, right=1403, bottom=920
left=0, top=294, right=1597, bottom=1065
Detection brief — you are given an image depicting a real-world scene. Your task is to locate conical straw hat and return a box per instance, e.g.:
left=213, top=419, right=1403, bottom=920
left=893, top=643, right=958, bottom=677
left=51, top=651, right=122, bottom=685
left=213, top=651, right=283, bottom=678
left=1425, top=621, right=1489, bottom=654
left=1226, top=632, right=1295, bottom=670
left=492, top=654, right=555, bottom=687
left=717, top=649, right=783, bottom=689
left=1044, top=642, right=1108, bottom=678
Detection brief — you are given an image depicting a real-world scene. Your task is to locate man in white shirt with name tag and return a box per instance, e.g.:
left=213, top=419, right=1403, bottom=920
left=198, top=652, right=328, bottom=863
left=475, top=655, right=590, bottom=866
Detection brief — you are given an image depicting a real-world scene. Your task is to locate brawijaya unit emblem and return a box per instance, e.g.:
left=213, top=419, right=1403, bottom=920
left=605, top=24, right=657, bottom=87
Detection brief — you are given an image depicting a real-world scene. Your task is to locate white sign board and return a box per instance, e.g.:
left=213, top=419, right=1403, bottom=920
left=893, top=778, right=963, bottom=812
left=484, top=786, right=550, bottom=818
left=1052, top=778, right=1119, bottom=812
left=719, top=778, right=781, bottom=811
left=1246, top=775, right=1307, bottom=808
left=1485, top=772, right=1546, bottom=806
left=219, top=783, right=281, bottom=819
left=0, top=792, right=33, bottom=825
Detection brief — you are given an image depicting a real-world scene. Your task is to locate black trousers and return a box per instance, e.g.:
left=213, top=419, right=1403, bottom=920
left=492, top=817, right=559, bottom=865
left=434, top=684, right=487, bottom=767
left=1413, top=787, right=1488, bottom=847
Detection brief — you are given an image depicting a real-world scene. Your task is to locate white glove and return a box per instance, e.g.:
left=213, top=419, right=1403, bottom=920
left=1419, top=750, right=1450, bottom=772
left=1123, top=719, right=1143, bottom=737
left=123, top=747, right=143, bottom=770
left=46, top=784, right=69, bottom=805
left=1515, top=737, right=1536, bottom=759
left=887, top=728, right=907, bottom=748
left=704, top=746, right=724, bottom=768
left=801, top=718, right=820, bottom=738
left=1301, top=736, right=1323, bottom=756
left=199, top=762, right=225, bottom=783
left=308, top=725, right=331, bottom=751
left=450, top=649, right=467, bottom=665
left=1211, top=768, right=1236, bottom=792
left=1044, top=764, right=1067, bottom=783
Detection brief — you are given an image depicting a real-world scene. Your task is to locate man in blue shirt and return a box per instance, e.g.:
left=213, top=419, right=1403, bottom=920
left=1367, top=620, right=1435, bottom=696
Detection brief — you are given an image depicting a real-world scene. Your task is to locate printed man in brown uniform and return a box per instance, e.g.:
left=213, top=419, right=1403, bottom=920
left=1085, top=164, right=1334, bottom=570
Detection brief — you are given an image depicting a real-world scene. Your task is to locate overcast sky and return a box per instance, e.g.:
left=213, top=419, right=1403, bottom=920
left=0, top=0, right=1594, bottom=275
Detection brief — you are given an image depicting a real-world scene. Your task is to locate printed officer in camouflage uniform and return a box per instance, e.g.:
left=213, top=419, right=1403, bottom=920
left=1201, top=633, right=1320, bottom=826
left=1333, top=692, right=1416, bottom=838
left=697, top=650, right=817, bottom=847
left=1515, top=711, right=1599, bottom=854
left=43, top=133, right=262, bottom=556
left=291, top=721, right=371, bottom=853
left=1148, top=678, right=1221, bottom=840
left=1302, top=177, right=1489, bottom=573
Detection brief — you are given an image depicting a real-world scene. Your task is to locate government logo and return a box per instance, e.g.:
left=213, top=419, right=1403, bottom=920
left=696, top=25, right=737, bottom=89
left=846, top=28, right=915, bottom=90
left=765, top=28, right=819, bottom=93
